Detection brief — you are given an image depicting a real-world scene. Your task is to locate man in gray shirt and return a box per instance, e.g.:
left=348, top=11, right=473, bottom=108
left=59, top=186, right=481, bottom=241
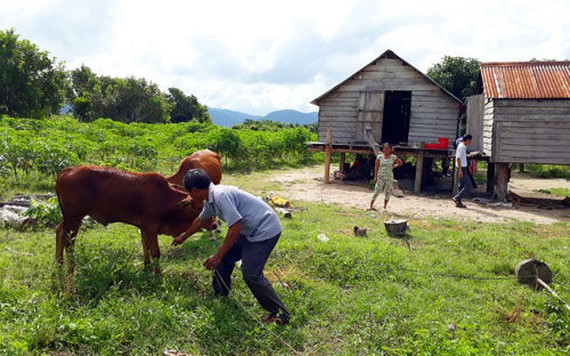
left=173, top=169, right=289, bottom=325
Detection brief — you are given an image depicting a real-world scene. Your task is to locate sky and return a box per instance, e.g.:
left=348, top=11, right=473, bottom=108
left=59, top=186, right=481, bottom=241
left=1, top=0, right=569, bottom=115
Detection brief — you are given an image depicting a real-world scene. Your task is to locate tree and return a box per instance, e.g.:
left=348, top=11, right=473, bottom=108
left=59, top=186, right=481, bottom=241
left=69, top=66, right=173, bottom=123
left=0, top=28, right=68, bottom=118
left=207, top=128, right=243, bottom=165
left=426, top=56, right=483, bottom=100
left=168, top=87, right=211, bottom=124
left=112, top=77, right=173, bottom=123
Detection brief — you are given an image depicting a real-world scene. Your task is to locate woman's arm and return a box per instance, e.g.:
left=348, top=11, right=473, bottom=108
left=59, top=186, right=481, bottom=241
left=373, top=159, right=379, bottom=183
left=393, top=157, right=403, bottom=169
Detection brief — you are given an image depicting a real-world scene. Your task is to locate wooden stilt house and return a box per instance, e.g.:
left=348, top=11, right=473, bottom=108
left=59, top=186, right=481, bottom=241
left=308, top=49, right=463, bottom=191
left=466, top=60, right=570, bottom=200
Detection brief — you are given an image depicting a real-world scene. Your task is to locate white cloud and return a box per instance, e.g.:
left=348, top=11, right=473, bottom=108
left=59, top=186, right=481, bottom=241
left=1, top=0, right=569, bottom=115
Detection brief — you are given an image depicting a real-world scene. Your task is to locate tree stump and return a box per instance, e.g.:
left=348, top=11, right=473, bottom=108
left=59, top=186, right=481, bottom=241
left=515, top=259, right=552, bottom=291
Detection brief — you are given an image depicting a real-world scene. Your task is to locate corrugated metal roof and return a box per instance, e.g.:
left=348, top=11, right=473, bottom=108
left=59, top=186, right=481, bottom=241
left=481, top=61, right=570, bottom=99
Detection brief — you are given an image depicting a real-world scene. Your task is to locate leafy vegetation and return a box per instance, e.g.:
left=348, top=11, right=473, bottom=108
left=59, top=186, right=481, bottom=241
left=1, top=168, right=568, bottom=355
left=0, top=116, right=318, bottom=200
left=1, top=29, right=211, bottom=124
left=0, top=29, right=68, bottom=118
left=426, top=56, right=483, bottom=100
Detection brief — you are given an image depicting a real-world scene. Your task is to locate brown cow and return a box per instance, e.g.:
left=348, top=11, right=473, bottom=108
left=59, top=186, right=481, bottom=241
left=166, top=149, right=222, bottom=186
left=55, top=166, right=204, bottom=276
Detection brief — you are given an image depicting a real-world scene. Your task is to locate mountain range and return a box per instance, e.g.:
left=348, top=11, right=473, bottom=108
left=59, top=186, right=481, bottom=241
left=208, top=108, right=318, bottom=127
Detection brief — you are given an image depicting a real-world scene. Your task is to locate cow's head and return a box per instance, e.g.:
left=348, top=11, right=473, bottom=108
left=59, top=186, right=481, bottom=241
left=160, top=197, right=202, bottom=237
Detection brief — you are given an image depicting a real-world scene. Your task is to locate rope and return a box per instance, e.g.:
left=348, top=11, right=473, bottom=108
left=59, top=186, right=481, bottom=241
left=212, top=269, right=303, bottom=355
left=398, top=266, right=515, bottom=281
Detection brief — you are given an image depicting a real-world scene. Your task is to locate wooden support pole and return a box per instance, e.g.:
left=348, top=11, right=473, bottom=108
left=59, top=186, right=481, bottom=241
left=486, top=163, right=495, bottom=195
left=414, top=150, right=425, bottom=194
left=495, top=163, right=510, bottom=201
left=339, top=152, right=346, bottom=171
left=451, top=154, right=458, bottom=196
left=324, top=129, right=333, bottom=184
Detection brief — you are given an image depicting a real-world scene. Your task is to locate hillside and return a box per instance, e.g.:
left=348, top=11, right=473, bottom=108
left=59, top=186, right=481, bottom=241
left=208, top=107, right=317, bottom=127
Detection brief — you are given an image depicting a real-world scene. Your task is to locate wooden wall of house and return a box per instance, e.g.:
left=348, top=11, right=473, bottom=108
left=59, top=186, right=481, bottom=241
left=465, top=94, right=484, bottom=151
left=482, top=99, right=495, bottom=156
left=489, top=99, right=570, bottom=164
left=316, top=58, right=460, bottom=145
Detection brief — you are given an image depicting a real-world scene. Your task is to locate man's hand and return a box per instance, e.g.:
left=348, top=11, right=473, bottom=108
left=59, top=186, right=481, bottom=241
left=172, top=233, right=186, bottom=246
left=203, top=253, right=222, bottom=270
left=458, top=170, right=463, bottom=178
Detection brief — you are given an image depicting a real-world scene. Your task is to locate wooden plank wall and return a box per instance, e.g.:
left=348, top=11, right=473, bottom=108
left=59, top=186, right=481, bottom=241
left=491, top=99, right=570, bottom=164
left=466, top=94, right=484, bottom=151
left=482, top=99, right=495, bottom=156
left=316, top=58, right=460, bottom=145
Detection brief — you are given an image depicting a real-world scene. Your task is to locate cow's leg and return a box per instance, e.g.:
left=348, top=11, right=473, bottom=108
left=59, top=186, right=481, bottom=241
left=55, top=218, right=82, bottom=294
left=141, top=228, right=161, bottom=275
left=55, top=222, right=66, bottom=265
left=141, top=231, right=150, bottom=266
left=56, top=218, right=82, bottom=274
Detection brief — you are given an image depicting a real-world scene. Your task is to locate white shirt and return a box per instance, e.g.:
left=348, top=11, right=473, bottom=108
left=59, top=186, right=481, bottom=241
left=456, top=142, right=468, bottom=167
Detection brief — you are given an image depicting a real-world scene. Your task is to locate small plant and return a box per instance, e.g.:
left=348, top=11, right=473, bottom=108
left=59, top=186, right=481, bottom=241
left=23, top=197, right=98, bottom=230
left=23, top=197, right=62, bottom=228
left=546, top=299, right=570, bottom=345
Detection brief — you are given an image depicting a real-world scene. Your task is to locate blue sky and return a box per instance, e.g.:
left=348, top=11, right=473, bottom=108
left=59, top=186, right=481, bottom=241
left=1, top=0, right=569, bottom=115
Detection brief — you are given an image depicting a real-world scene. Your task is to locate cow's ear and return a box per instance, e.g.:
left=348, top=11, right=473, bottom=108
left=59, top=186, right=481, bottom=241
left=177, top=198, right=200, bottom=213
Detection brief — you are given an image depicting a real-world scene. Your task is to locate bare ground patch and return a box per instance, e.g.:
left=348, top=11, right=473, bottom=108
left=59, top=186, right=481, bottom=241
left=266, top=166, right=570, bottom=224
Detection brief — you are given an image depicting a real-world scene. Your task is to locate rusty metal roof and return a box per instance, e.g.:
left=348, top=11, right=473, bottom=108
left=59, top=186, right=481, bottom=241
left=481, top=61, right=570, bottom=99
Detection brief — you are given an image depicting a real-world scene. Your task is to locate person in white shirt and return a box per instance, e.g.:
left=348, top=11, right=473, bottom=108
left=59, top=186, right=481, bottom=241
left=452, top=134, right=473, bottom=208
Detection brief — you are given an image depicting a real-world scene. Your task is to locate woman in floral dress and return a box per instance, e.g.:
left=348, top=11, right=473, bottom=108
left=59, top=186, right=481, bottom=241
left=369, top=143, right=403, bottom=211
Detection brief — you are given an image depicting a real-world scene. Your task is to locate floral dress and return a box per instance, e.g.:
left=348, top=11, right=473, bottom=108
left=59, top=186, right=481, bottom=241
left=371, top=154, right=398, bottom=201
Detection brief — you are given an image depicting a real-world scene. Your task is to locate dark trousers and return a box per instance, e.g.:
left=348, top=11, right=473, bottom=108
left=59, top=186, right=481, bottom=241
left=212, top=233, right=289, bottom=317
left=454, top=167, right=473, bottom=202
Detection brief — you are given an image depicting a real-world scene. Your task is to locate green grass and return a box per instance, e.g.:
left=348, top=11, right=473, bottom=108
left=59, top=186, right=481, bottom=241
left=1, top=170, right=569, bottom=355
left=526, top=164, right=570, bottom=179
left=538, top=188, right=570, bottom=198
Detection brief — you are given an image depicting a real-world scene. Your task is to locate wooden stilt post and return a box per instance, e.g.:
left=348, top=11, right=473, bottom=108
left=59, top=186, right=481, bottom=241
left=486, top=162, right=495, bottom=195
left=339, top=152, right=346, bottom=171
left=414, top=150, right=425, bottom=194
left=324, top=129, right=333, bottom=183
left=495, top=163, right=510, bottom=201
left=451, top=153, right=458, bottom=196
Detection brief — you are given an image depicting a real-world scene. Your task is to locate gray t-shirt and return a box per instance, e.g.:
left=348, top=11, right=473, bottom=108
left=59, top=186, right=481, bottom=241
left=199, top=183, right=282, bottom=242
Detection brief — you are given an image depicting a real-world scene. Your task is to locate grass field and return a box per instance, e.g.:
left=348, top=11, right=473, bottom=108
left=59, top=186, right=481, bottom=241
left=1, top=169, right=569, bottom=355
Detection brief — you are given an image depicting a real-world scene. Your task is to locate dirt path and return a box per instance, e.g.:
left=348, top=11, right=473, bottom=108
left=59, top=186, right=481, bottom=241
left=267, top=166, right=570, bottom=224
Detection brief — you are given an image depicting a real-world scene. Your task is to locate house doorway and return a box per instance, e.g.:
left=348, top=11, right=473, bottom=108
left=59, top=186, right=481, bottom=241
left=381, top=91, right=411, bottom=144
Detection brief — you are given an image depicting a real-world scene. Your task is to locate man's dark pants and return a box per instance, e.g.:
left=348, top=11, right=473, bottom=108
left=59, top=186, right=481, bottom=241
left=212, top=233, right=289, bottom=317
left=454, top=166, right=473, bottom=202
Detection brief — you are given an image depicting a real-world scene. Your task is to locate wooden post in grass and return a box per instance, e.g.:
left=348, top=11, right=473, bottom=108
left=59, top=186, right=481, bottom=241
left=494, top=163, right=509, bottom=201
left=486, top=162, right=495, bottom=194
left=324, top=129, right=333, bottom=183
left=414, top=150, right=425, bottom=194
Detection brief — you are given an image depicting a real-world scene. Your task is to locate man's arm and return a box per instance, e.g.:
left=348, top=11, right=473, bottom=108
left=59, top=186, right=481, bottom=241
left=172, top=217, right=208, bottom=245
left=456, top=157, right=463, bottom=178
left=204, top=221, right=241, bottom=270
